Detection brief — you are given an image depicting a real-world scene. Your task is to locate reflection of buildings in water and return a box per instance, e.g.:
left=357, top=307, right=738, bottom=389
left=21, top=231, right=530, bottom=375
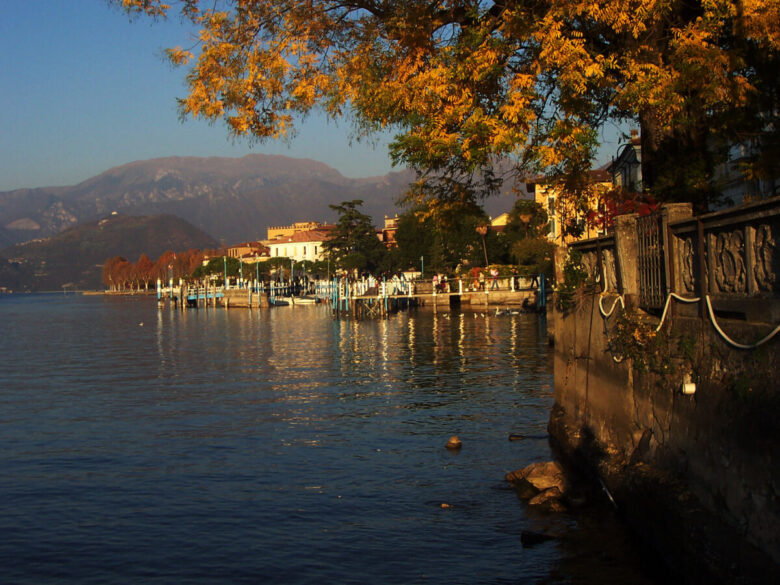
left=407, top=315, right=416, bottom=364
left=379, top=318, right=389, bottom=379
left=432, top=311, right=440, bottom=367
left=458, top=312, right=466, bottom=374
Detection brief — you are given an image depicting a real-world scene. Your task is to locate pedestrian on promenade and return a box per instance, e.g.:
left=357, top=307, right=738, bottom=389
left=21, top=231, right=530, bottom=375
left=490, top=267, right=499, bottom=290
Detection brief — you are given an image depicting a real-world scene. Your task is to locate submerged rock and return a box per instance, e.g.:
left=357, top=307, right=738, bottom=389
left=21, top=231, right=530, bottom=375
left=445, top=436, right=462, bottom=450
left=520, top=529, right=558, bottom=548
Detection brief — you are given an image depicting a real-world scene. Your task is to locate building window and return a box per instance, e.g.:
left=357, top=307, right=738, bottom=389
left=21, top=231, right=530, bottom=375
left=547, top=196, right=556, bottom=217
left=314, top=245, right=318, bottom=255
left=303, top=246, right=306, bottom=256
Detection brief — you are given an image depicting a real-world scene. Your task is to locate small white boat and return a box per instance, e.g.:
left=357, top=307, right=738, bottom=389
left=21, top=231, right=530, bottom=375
left=292, top=295, right=318, bottom=305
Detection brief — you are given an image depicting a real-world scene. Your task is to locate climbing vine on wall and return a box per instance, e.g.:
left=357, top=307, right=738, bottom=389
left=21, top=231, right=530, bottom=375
left=606, top=308, right=702, bottom=380
left=555, top=249, right=590, bottom=313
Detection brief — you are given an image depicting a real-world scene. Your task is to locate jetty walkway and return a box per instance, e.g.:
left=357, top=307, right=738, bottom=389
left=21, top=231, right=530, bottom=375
left=156, top=275, right=547, bottom=319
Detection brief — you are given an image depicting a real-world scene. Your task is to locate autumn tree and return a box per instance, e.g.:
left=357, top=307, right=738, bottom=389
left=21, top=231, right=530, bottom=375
left=118, top=0, right=779, bottom=211
left=136, top=253, right=155, bottom=290
left=102, top=256, right=129, bottom=291
left=154, top=251, right=176, bottom=283
left=503, top=199, right=549, bottom=243
left=501, top=200, right=555, bottom=277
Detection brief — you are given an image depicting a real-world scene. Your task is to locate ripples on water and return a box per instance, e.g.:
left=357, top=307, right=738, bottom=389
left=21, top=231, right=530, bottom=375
left=0, top=294, right=659, bottom=584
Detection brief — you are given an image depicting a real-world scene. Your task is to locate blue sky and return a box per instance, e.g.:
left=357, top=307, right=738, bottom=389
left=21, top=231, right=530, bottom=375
left=1, top=1, right=625, bottom=192
left=0, top=0, right=396, bottom=191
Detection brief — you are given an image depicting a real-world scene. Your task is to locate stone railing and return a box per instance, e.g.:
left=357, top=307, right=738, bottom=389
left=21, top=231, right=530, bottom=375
left=667, top=197, right=779, bottom=319
left=569, top=196, right=780, bottom=320
left=567, top=233, right=621, bottom=293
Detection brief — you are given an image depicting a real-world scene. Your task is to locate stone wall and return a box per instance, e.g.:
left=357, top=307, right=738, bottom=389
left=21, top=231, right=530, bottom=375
left=549, top=197, right=780, bottom=584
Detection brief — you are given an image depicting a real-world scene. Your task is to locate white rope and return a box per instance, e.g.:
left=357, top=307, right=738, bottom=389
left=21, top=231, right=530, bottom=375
left=598, top=294, right=624, bottom=318
left=655, top=293, right=701, bottom=332
left=598, top=293, right=626, bottom=362
left=705, top=295, right=780, bottom=349
left=598, top=290, right=779, bottom=358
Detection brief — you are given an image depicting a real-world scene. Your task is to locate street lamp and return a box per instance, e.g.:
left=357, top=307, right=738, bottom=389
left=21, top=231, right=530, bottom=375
left=476, top=224, right=490, bottom=267
left=518, top=213, right=532, bottom=238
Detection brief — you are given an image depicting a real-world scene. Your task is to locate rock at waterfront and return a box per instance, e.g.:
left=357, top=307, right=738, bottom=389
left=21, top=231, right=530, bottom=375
left=506, top=461, right=568, bottom=510
left=528, top=487, right=566, bottom=512
left=506, top=461, right=566, bottom=493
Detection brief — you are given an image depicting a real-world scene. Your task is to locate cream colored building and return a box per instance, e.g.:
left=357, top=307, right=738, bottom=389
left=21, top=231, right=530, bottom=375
left=266, top=221, right=325, bottom=241
left=227, top=241, right=269, bottom=260
left=529, top=170, right=612, bottom=245
left=267, top=228, right=332, bottom=262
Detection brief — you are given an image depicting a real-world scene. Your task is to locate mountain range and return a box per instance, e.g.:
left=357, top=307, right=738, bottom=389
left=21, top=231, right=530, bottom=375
left=0, top=153, right=522, bottom=291
left=0, top=154, right=519, bottom=248
left=0, top=214, right=218, bottom=292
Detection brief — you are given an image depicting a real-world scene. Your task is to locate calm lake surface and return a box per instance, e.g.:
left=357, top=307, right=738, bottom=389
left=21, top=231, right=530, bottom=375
left=0, top=294, right=662, bottom=584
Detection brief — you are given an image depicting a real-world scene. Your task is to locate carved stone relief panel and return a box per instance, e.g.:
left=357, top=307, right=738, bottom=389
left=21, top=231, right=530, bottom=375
left=603, top=248, right=618, bottom=291
left=753, top=223, right=777, bottom=292
left=581, top=251, right=598, bottom=282
left=714, top=230, right=746, bottom=293
left=680, top=236, right=696, bottom=294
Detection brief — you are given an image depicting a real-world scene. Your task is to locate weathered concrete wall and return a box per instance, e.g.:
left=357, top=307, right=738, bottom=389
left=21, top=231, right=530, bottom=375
left=549, top=218, right=780, bottom=584
left=550, top=294, right=780, bottom=583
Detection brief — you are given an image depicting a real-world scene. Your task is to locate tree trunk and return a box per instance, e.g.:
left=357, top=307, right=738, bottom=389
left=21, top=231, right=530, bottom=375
left=639, top=110, right=660, bottom=194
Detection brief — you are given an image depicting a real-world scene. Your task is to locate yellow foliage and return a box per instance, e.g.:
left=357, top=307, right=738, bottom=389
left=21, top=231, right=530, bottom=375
left=116, top=0, right=779, bottom=203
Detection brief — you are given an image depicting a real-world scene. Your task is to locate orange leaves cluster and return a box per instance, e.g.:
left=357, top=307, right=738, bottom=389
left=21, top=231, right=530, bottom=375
left=119, top=0, right=779, bottom=205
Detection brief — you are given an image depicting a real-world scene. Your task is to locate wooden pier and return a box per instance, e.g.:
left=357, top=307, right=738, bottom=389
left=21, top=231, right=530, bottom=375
left=156, top=275, right=547, bottom=319
left=331, top=277, right=546, bottom=319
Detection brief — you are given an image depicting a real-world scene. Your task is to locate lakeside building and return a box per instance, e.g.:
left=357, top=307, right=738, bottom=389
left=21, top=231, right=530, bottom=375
left=490, top=212, right=510, bottom=233
left=267, top=221, right=327, bottom=241
left=379, top=215, right=399, bottom=247
left=527, top=169, right=612, bottom=245
left=226, top=241, right=270, bottom=262
left=714, top=141, right=780, bottom=206
left=607, top=128, right=779, bottom=209
left=608, top=130, right=643, bottom=193
left=266, top=227, right=332, bottom=262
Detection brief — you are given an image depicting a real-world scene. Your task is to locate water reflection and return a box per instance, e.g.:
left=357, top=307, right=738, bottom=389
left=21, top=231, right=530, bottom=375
left=0, top=296, right=661, bottom=585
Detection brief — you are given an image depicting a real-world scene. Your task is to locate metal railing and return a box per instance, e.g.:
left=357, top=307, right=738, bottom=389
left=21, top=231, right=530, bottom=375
left=637, top=213, right=667, bottom=309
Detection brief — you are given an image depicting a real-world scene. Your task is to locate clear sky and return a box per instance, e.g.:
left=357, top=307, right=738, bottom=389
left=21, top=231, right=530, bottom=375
left=0, top=1, right=625, bottom=193
left=0, top=0, right=397, bottom=192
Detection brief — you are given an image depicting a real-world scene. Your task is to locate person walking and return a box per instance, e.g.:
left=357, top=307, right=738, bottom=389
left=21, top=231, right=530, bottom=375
left=490, top=267, right=499, bottom=290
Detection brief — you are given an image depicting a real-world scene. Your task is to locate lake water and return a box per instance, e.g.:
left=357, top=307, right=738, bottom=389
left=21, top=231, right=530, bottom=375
left=0, top=294, right=662, bottom=584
